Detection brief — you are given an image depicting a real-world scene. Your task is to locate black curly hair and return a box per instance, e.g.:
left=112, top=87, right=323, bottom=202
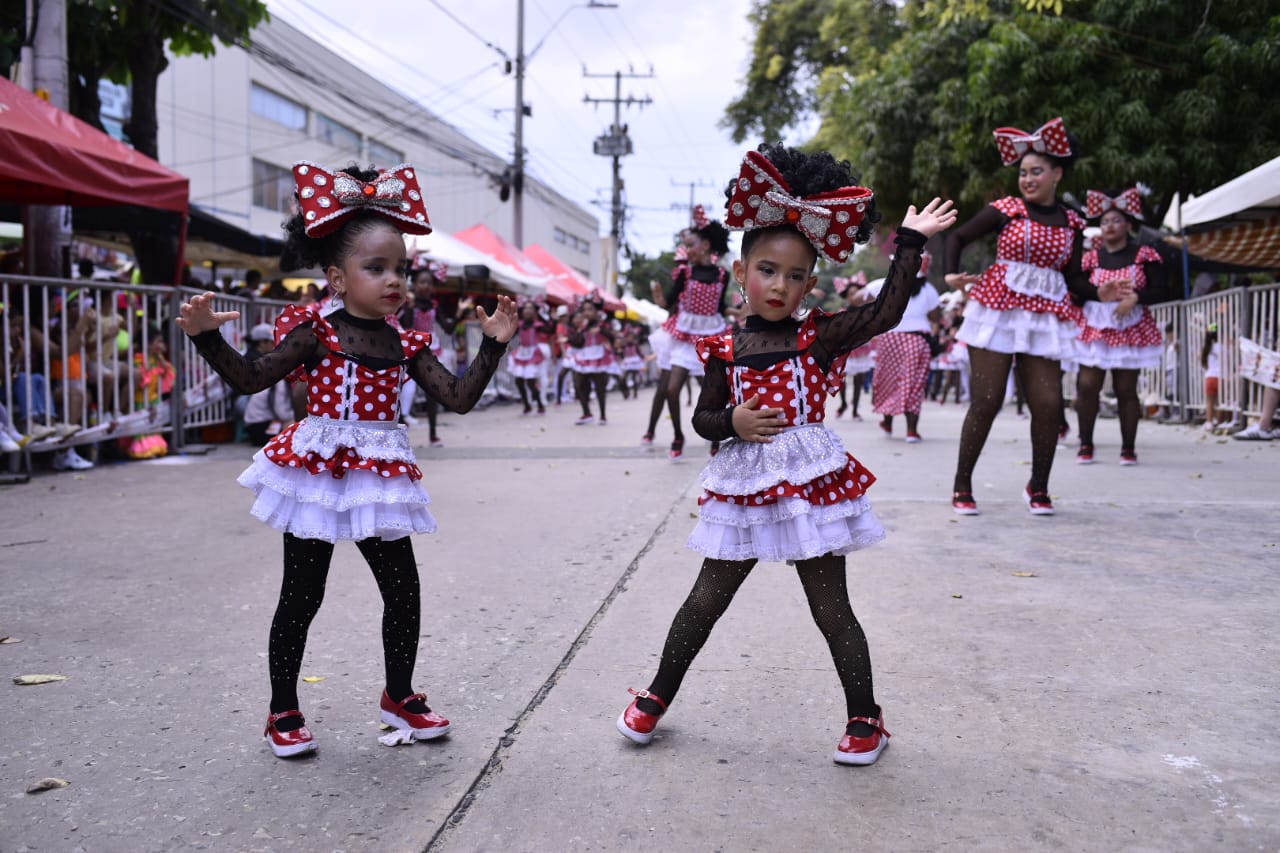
left=728, top=143, right=881, bottom=265
left=691, top=220, right=730, bottom=256
left=280, top=164, right=402, bottom=272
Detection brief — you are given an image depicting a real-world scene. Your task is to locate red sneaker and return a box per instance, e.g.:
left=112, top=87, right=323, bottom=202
left=616, top=688, right=667, bottom=744
left=1077, top=444, right=1094, bottom=465
left=905, top=432, right=922, bottom=444
left=879, top=420, right=892, bottom=439
left=1024, top=485, right=1055, bottom=516
left=951, top=492, right=979, bottom=516
left=264, top=710, right=318, bottom=758
left=833, top=712, right=891, bottom=766
left=640, top=433, right=654, bottom=446
left=1119, top=449, right=1138, bottom=466
left=669, top=438, right=684, bottom=461
left=380, top=691, right=451, bottom=739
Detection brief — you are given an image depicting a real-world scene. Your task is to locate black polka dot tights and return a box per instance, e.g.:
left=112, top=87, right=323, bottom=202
left=642, top=554, right=877, bottom=720
left=268, top=533, right=421, bottom=714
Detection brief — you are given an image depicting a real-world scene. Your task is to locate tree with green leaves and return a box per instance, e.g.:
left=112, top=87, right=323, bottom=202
left=725, top=0, right=1280, bottom=229
left=3, top=0, right=268, bottom=281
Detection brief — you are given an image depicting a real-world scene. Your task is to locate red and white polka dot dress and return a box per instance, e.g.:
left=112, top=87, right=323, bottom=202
left=662, top=265, right=729, bottom=376
left=1074, top=246, right=1164, bottom=369
left=685, top=316, right=885, bottom=562
left=236, top=304, right=437, bottom=543
left=872, top=332, right=932, bottom=416
left=957, top=196, right=1085, bottom=358
left=508, top=322, right=552, bottom=379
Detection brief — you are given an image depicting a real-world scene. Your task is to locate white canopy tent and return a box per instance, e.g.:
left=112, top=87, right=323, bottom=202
left=404, top=230, right=549, bottom=296
left=621, top=294, right=669, bottom=328
left=1162, top=155, right=1280, bottom=230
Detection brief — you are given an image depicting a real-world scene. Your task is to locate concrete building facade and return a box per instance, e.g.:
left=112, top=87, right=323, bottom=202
left=155, top=16, right=600, bottom=280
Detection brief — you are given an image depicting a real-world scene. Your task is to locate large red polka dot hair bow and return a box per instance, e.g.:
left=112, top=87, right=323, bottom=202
left=293, top=161, right=433, bottom=238
left=992, top=117, right=1072, bottom=167
left=1085, top=187, right=1145, bottom=221
left=691, top=203, right=709, bottom=229
left=724, top=150, right=874, bottom=263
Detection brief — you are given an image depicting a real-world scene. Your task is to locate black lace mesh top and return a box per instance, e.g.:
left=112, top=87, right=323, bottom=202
left=190, top=308, right=506, bottom=414
left=693, top=227, right=927, bottom=440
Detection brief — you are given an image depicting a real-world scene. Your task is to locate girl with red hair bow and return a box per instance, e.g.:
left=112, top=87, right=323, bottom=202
left=1073, top=188, right=1167, bottom=465
left=177, top=162, right=518, bottom=760
left=617, top=144, right=956, bottom=767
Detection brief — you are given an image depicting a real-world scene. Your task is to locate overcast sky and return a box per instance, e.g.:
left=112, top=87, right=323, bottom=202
left=267, top=0, right=777, bottom=260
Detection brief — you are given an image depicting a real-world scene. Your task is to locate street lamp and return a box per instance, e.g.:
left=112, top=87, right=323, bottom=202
left=511, top=0, right=616, bottom=248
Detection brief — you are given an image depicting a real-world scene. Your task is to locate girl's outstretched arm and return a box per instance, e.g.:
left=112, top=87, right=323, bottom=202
left=180, top=293, right=317, bottom=394
left=814, top=199, right=956, bottom=362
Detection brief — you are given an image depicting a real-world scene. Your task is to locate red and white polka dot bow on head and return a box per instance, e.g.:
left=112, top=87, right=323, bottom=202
left=293, top=161, right=433, bottom=238
left=1086, top=187, right=1145, bottom=221
left=724, top=150, right=874, bottom=264
left=691, top=203, right=709, bottom=229
left=992, top=117, right=1072, bottom=167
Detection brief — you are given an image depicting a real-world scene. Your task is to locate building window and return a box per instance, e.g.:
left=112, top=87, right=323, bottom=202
left=250, top=83, right=306, bottom=131
left=554, top=227, right=568, bottom=245
left=252, top=159, right=295, bottom=213
left=367, top=138, right=404, bottom=167
left=554, top=228, right=590, bottom=254
left=315, top=112, right=360, bottom=152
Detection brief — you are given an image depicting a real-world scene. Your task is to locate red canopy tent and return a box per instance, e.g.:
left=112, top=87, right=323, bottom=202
left=0, top=76, right=189, bottom=278
left=523, top=242, right=624, bottom=311
left=453, top=224, right=552, bottom=280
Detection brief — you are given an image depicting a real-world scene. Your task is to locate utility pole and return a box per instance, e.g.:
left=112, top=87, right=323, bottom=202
left=670, top=178, right=718, bottom=226
left=24, top=0, right=71, bottom=278
left=511, top=1, right=616, bottom=249
left=585, top=68, right=652, bottom=296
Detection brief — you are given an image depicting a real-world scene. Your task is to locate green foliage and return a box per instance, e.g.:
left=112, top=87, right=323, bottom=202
left=622, top=249, right=679, bottom=301
left=726, top=0, right=1280, bottom=228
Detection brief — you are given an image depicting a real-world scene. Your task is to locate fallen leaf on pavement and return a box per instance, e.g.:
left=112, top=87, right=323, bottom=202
left=0, top=636, right=22, bottom=644
left=951, top=593, right=963, bottom=599
left=301, top=676, right=326, bottom=683
left=1012, top=571, right=1037, bottom=578
left=13, top=674, right=68, bottom=685
left=26, top=777, right=69, bottom=794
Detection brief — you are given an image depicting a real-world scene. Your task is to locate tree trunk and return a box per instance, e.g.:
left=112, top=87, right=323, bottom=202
left=69, top=71, right=106, bottom=132
left=124, top=4, right=177, bottom=284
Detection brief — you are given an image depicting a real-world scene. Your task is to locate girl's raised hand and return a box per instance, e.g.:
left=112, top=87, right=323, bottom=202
left=475, top=294, right=519, bottom=343
left=732, top=394, right=787, bottom=443
left=901, top=198, right=958, bottom=239
left=176, top=292, right=240, bottom=337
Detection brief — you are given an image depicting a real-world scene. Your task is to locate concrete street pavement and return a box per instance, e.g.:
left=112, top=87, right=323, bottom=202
left=1, top=387, right=1277, bottom=852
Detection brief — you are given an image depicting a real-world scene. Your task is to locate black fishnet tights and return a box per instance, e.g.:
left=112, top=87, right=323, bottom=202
left=1076, top=367, right=1140, bottom=451
left=641, top=555, right=877, bottom=721
left=954, top=347, right=1062, bottom=494
left=268, top=533, right=422, bottom=728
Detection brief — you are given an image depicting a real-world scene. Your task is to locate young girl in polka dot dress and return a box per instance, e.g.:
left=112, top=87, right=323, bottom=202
left=616, top=144, right=956, bottom=765
left=1074, top=188, right=1166, bottom=465
left=177, top=163, right=517, bottom=759
left=944, top=117, right=1108, bottom=516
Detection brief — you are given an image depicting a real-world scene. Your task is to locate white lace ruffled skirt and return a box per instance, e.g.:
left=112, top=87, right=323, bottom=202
left=238, top=417, right=437, bottom=543
left=687, top=424, right=885, bottom=563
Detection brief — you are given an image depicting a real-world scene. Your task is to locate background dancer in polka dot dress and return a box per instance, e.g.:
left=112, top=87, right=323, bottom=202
left=398, top=262, right=460, bottom=446
left=1074, top=188, right=1167, bottom=465
left=508, top=299, right=555, bottom=415
left=869, top=252, right=941, bottom=442
left=616, top=144, right=956, bottom=766
left=644, top=217, right=733, bottom=459
left=567, top=292, right=616, bottom=425
left=944, top=117, right=1105, bottom=516
left=833, top=272, right=875, bottom=420
left=177, top=163, right=517, bottom=760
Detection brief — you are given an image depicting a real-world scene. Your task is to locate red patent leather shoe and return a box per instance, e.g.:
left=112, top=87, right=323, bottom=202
left=616, top=688, right=667, bottom=744
left=1023, top=485, right=1055, bottom=516
left=380, top=691, right=451, bottom=739
left=833, top=712, right=891, bottom=766
left=264, top=710, right=318, bottom=758
left=951, top=492, right=979, bottom=516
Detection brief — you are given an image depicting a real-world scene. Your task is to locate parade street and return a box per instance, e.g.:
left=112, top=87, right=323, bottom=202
left=2, top=395, right=1277, bottom=852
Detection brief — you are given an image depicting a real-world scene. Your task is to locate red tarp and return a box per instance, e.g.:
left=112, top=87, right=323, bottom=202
left=0, top=76, right=188, bottom=213
left=523, top=242, right=624, bottom=311
left=453, top=224, right=552, bottom=280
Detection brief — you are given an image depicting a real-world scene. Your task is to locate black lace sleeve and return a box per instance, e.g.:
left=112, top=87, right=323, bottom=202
left=190, top=324, right=320, bottom=394
left=945, top=205, right=1005, bottom=274
left=1140, top=256, right=1169, bottom=305
left=407, top=333, right=507, bottom=413
left=692, top=356, right=737, bottom=441
left=811, top=228, right=927, bottom=366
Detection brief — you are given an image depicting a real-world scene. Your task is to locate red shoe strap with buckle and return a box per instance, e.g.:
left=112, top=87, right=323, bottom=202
left=265, top=709, right=304, bottom=733
left=389, top=692, right=428, bottom=712
left=847, top=715, right=891, bottom=738
left=628, top=687, right=667, bottom=712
